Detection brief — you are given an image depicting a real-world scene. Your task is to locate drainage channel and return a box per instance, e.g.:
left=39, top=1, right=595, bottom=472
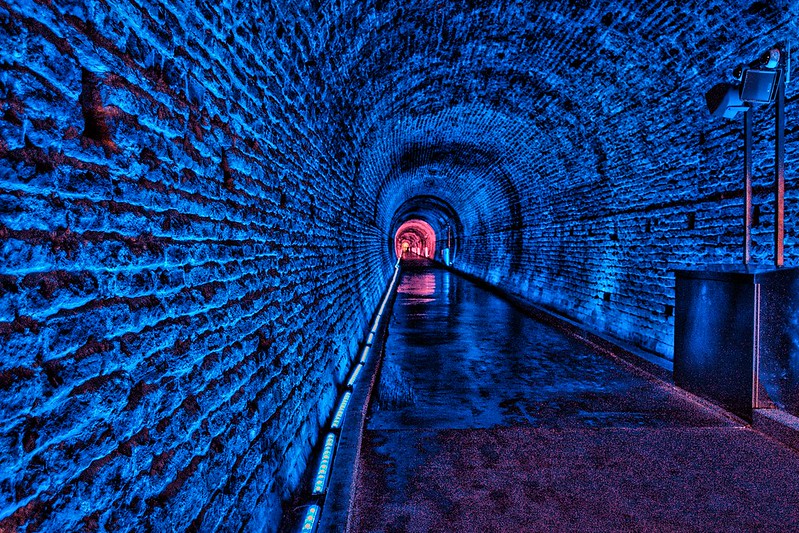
left=294, top=260, right=401, bottom=533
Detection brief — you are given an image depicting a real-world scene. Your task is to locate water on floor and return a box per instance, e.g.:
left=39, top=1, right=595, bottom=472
left=352, top=263, right=799, bottom=532
left=369, top=264, right=731, bottom=431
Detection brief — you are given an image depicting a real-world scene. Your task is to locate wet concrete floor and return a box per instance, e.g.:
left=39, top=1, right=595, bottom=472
left=351, top=262, right=799, bottom=531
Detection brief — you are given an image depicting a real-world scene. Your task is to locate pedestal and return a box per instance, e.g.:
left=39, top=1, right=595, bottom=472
left=674, top=265, right=799, bottom=419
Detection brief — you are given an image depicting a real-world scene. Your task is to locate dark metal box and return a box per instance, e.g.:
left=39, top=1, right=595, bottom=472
left=674, top=265, right=799, bottom=419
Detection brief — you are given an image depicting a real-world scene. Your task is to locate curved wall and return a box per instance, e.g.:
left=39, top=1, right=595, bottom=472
left=353, top=2, right=799, bottom=359
left=0, top=0, right=391, bottom=530
left=1, top=0, right=798, bottom=530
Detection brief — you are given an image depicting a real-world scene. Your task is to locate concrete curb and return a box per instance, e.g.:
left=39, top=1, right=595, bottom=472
left=317, top=269, right=400, bottom=532
left=752, top=408, right=799, bottom=452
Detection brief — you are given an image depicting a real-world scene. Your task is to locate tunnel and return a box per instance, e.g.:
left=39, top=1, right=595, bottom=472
left=394, top=219, right=436, bottom=259
left=0, top=0, right=798, bottom=531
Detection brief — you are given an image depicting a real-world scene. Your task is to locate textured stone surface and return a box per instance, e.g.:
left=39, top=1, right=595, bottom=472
left=357, top=1, right=799, bottom=360
left=0, top=0, right=388, bottom=530
left=1, top=0, right=798, bottom=530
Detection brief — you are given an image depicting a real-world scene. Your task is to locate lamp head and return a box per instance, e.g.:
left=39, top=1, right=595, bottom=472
left=739, top=68, right=781, bottom=103
left=705, top=83, right=748, bottom=119
left=759, top=48, right=780, bottom=69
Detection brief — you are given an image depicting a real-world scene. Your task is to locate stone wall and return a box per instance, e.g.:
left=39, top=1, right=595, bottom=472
left=0, top=0, right=389, bottom=530
left=358, top=0, right=799, bottom=360
left=1, top=0, right=798, bottom=530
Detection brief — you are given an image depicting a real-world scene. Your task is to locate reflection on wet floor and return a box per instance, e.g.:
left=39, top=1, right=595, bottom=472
left=396, top=269, right=436, bottom=298
left=369, top=265, right=735, bottom=431
left=353, top=264, right=799, bottom=532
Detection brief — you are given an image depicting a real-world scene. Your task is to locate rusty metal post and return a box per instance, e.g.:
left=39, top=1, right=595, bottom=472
left=775, top=70, right=785, bottom=267
left=744, top=108, right=753, bottom=265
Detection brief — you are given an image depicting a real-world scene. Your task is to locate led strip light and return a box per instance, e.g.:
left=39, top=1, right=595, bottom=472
left=300, top=505, right=320, bottom=532
left=312, top=433, right=337, bottom=494
left=346, top=363, right=364, bottom=388
left=359, top=345, right=371, bottom=365
left=330, top=391, right=352, bottom=429
left=298, top=262, right=401, bottom=532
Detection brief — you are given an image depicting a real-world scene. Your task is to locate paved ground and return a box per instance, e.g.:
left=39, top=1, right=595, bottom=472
left=350, top=263, right=799, bottom=532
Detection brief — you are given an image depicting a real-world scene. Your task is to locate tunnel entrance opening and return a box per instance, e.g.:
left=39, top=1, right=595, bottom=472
left=394, top=219, right=436, bottom=260
left=388, top=195, right=463, bottom=266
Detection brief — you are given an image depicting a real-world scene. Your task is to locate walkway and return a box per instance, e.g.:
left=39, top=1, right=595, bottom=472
left=350, top=262, right=799, bottom=531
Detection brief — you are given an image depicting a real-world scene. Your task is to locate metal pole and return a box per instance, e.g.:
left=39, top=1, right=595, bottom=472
left=775, top=71, right=785, bottom=267
left=744, top=107, right=753, bottom=265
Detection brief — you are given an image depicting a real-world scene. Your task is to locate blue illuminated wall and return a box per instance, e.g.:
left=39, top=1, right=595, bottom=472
left=1, top=0, right=798, bottom=530
left=356, top=1, right=799, bottom=360
left=0, top=0, right=390, bottom=530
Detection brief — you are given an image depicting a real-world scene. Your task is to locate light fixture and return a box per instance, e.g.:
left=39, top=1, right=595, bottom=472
left=301, top=504, right=320, bottom=532
left=705, top=83, right=747, bottom=119
left=294, top=259, right=401, bottom=533
left=359, top=345, right=371, bottom=364
left=704, top=44, right=789, bottom=267
left=761, top=47, right=781, bottom=69
left=346, top=362, right=363, bottom=387
left=312, top=433, right=336, bottom=494
left=739, top=68, right=781, bottom=103
left=331, top=391, right=352, bottom=429
left=705, top=47, right=783, bottom=118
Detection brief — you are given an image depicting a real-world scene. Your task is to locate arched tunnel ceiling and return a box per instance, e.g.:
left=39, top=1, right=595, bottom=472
left=1, top=0, right=797, bottom=529
left=318, top=0, right=797, bottom=244
left=361, top=105, right=548, bottom=238
left=390, top=195, right=462, bottom=241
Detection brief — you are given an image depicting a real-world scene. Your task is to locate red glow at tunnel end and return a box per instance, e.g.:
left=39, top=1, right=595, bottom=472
left=395, top=219, right=436, bottom=259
